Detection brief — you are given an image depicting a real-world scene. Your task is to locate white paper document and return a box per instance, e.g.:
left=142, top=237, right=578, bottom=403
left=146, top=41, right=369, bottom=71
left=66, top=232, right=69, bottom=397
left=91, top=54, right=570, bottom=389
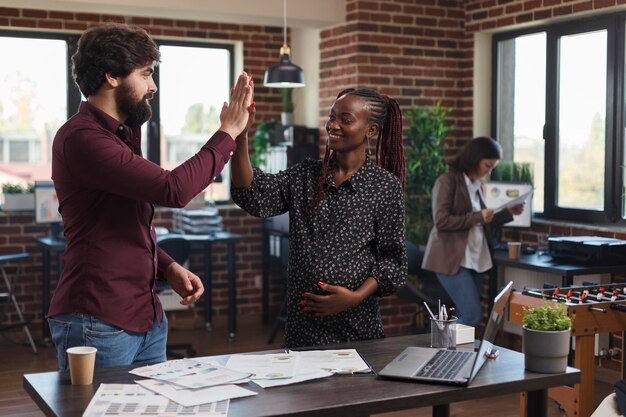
left=130, top=359, right=250, bottom=389
left=82, top=384, right=229, bottom=417
left=288, top=349, right=372, bottom=374
left=491, top=189, right=533, bottom=213
left=225, top=353, right=296, bottom=379
left=135, top=379, right=257, bottom=407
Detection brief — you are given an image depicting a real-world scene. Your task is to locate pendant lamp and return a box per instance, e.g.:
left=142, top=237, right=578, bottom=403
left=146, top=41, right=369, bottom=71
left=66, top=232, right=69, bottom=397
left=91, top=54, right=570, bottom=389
left=263, top=0, right=305, bottom=88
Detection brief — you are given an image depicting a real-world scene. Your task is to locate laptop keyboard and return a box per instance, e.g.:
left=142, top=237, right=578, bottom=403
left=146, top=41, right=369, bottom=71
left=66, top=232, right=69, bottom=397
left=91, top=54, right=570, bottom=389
left=415, top=350, right=473, bottom=379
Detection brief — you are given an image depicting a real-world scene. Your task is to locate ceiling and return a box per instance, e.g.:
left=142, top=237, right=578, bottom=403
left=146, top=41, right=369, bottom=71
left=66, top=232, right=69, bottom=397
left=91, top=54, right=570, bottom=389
left=0, top=0, right=346, bottom=29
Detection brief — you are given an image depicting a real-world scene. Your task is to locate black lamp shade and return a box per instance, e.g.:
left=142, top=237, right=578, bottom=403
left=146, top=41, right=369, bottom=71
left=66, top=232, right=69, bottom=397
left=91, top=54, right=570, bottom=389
left=264, top=54, right=305, bottom=88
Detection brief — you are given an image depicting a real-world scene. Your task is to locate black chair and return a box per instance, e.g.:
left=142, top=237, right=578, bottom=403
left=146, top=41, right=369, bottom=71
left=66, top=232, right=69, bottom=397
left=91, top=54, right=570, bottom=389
left=156, top=236, right=196, bottom=359
left=396, top=241, right=453, bottom=333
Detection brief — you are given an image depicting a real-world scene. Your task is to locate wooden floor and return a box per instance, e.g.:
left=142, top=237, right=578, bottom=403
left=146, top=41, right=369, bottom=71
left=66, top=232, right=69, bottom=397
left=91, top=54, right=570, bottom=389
left=0, top=316, right=618, bottom=417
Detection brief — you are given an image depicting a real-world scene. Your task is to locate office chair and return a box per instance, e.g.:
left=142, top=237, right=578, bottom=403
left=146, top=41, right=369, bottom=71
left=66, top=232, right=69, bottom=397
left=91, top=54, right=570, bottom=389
left=156, top=236, right=196, bottom=359
left=396, top=241, right=454, bottom=333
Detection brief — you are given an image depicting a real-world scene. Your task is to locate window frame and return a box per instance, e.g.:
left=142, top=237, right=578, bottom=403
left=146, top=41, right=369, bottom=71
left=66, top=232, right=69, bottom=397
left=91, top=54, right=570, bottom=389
left=492, top=12, right=626, bottom=224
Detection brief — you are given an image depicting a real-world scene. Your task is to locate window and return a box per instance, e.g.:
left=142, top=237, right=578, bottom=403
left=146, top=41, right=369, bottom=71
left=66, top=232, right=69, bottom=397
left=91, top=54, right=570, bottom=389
left=149, top=42, right=233, bottom=201
left=494, top=32, right=546, bottom=213
left=0, top=33, right=69, bottom=186
left=493, top=14, right=623, bottom=223
left=0, top=31, right=234, bottom=202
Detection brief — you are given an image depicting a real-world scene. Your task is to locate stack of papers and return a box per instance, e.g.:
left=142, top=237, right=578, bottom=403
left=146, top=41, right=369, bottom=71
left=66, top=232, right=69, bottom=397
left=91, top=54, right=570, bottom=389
left=128, top=359, right=256, bottom=407
left=82, top=349, right=372, bottom=416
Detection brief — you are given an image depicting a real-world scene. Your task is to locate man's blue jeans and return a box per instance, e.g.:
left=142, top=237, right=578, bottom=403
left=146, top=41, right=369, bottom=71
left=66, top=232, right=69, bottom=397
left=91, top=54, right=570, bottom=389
left=436, top=267, right=485, bottom=327
left=47, top=313, right=168, bottom=371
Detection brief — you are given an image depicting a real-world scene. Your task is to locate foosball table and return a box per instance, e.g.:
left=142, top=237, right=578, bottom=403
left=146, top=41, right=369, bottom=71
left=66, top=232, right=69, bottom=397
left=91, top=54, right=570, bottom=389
left=509, top=284, right=626, bottom=417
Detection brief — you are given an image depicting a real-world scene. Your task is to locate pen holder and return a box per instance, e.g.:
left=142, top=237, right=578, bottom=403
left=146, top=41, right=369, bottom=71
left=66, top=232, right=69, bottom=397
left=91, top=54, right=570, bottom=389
left=430, top=316, right=458, bottom=349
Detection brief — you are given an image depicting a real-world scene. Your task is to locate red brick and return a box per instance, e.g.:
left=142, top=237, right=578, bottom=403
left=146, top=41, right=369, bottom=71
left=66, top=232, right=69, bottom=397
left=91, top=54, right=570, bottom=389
left=10, top=18, right=37, bottom=27
left=153, top=18, right=174, bottom=27
left=23, top=9, right=47, bottom=18
left=594, top=0, right=617, bottom=8
left=174, top=19, right=195, bottom=28
left=49, top=11, right=73, bottom=19
left=0, top=7, right=19, bottom=17
left=75, top=13, right=101, bottom=22
left=534, top=9, right=553, bottom=19
left=573, top=0, right=594, bottom=11
left=554, top=5, right=573, bottom=15
left=38, top=20, right=63, bottom=29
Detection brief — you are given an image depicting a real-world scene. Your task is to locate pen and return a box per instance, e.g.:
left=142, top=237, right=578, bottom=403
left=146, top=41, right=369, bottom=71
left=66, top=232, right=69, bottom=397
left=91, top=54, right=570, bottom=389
left=423, top=302, right=444, bottom=330
left=423, top=301, right=437, bottom=321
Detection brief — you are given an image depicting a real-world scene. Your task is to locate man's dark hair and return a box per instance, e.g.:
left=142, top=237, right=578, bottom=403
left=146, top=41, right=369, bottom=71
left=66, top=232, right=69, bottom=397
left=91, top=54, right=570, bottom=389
left=72, top=23, right=161, bottom=97
left=448, top=136, right=502, bottom=174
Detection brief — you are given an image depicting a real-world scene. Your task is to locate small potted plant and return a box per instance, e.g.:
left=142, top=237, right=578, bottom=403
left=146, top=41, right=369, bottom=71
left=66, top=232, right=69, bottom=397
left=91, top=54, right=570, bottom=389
left=2, top=182, right=35, bottom=211
left=522, top=303, right=573, bottom=373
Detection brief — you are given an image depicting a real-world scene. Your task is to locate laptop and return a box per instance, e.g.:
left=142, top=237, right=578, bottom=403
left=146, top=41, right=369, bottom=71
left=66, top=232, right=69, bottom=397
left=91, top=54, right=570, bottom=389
left=379, top=281, right=513, bottom=386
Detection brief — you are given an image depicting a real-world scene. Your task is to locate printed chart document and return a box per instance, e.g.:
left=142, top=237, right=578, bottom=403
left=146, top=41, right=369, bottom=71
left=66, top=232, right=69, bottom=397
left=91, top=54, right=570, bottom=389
left=130, top=358, right=250, bottom=389
left=82, top=384, right=230, bottom=417
left=135, top=379, right=257, bottom=407
left=224, top=353, right=296, bottom=379
left=289, top=349, right=373, bottom=374
left=491, top=189, right=533, bottom=213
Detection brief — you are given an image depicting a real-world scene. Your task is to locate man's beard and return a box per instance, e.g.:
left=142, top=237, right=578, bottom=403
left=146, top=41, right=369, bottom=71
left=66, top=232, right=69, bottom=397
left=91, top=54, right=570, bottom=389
left=116, top=82, right=152, bottom=126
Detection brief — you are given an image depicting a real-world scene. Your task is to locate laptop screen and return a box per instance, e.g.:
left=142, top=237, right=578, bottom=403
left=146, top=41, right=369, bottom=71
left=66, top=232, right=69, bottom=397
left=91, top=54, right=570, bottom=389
left=468, top=281, right=514, bottom=381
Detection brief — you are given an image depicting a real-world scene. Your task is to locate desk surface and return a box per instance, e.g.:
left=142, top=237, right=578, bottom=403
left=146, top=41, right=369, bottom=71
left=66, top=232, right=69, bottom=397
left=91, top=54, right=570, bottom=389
left=493, top=251, right=626, bottom=277
left=24, top=334, right=580, bottom=417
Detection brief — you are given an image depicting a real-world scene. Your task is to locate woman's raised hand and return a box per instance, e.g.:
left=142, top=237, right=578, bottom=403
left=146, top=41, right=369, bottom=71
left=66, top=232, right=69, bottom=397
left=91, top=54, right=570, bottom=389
left=219, top=72, right=253, bottom=140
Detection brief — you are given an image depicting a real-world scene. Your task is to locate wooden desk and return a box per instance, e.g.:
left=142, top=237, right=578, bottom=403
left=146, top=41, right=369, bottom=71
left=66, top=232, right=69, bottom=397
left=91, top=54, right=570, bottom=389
left=34, top=231, right=244, bottom=341
left=23, top=334, right=580, bottom=417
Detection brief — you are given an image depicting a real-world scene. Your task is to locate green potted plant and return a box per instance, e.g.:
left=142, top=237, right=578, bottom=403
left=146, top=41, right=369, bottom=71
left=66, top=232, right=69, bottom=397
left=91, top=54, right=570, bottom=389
left=522, top=303, right=572, bottom=373
left=404, top=101, right=454, bottom=245
left=490, top=161, right=534, bottom=184
left=251, top=119, right=277, bottom=169
left=2, top=182, right=35, bottom=211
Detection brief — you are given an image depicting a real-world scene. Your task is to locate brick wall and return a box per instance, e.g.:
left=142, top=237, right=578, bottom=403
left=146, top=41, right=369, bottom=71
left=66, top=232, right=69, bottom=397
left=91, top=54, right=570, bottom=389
left=319, top=0, right=470, bottom=153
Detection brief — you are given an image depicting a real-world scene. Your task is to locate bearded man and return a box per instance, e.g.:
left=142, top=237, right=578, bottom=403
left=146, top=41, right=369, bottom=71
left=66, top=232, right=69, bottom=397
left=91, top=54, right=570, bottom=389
left=47, top=23, right=252, bottom=369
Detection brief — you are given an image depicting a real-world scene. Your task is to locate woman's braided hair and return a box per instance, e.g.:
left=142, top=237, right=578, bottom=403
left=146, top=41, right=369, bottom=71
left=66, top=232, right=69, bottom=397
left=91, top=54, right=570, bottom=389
left=309, top=88, right=405, bottom=212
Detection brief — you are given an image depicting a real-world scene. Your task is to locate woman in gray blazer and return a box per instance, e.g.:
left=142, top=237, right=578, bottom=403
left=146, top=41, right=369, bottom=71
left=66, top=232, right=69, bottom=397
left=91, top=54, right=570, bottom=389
left=422, top=137, right=523, bottom=327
